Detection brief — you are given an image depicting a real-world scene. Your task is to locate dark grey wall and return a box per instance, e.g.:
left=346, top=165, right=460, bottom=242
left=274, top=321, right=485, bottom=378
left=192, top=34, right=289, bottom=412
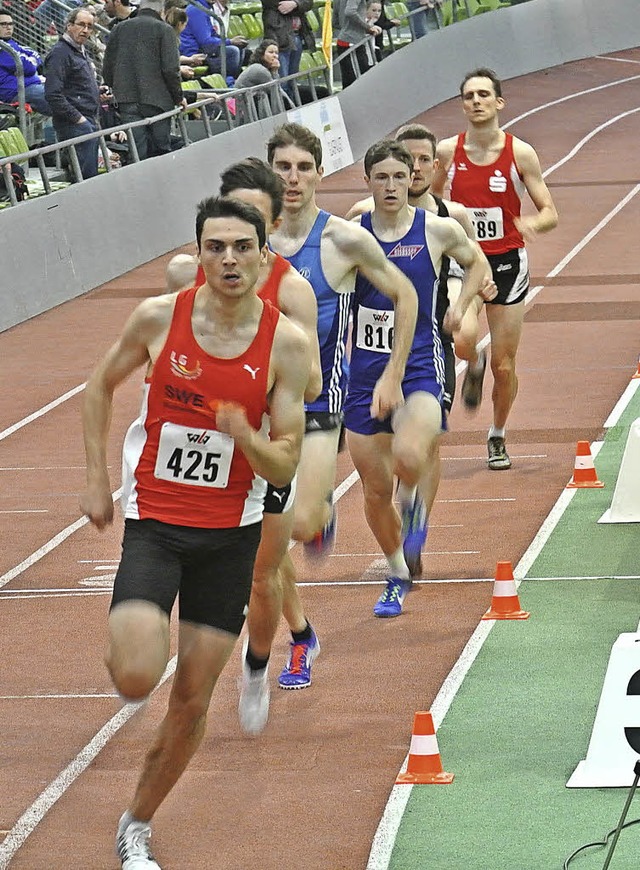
left=1, top=0, right=637, bottom=332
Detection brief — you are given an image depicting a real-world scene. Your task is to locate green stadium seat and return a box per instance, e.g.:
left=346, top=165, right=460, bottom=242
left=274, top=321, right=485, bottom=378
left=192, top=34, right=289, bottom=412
left=192, top=65, right=208, bottom=76
left=200, top=73, right=228, bottom=88
left=306, top=9, right=320, bottom=32
left=181, top=80, right=201, bottom=90
left=242, top=12, right=263, bottom=38
left=227, top=15, right=248, bottom=38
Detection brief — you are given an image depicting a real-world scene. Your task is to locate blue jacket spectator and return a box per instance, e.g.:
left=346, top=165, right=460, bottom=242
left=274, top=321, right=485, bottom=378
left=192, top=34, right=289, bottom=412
left=44, top=7, right=101, bottom=179
left=179, top=0, right=243, bottom=80
left=0, top=9, right=52, bottom=113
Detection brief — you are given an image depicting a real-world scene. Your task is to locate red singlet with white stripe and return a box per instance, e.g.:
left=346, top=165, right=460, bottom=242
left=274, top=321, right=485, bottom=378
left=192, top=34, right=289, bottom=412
left=121, top=287, right=280, bottom=528
left=448, top=132, right=525, bottom=255
left=195, top=252, right=290, bottom=309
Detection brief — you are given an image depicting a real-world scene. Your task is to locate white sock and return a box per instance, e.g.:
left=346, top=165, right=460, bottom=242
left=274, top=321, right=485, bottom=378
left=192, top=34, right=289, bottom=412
left=489, top=426, right=505, bottom=439
left=386, top=547, right=411, bottom=580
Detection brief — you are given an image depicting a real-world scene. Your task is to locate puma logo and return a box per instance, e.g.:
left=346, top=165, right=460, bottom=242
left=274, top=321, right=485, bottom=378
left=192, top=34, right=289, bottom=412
left=243, top=364, right=260, bottom=380
left=272, top=490, right=285, bottom=503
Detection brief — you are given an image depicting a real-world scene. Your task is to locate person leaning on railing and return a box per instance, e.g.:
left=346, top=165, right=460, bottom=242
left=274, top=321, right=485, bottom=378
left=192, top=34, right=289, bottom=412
left=233, top=38, right=291, bottom=121
left=334, top=0, right=380, bottom=88
left=43, top=6, right=101, bottom=179
left=0, top=7, right=53, bottom=114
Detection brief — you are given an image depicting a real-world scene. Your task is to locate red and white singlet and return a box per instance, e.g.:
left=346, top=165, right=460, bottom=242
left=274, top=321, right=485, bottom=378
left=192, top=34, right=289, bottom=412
left=448, top=132, right=525, bottom=256
left=121, top=287, right=280, bottom=528
left=195, top=252, right=290, bottom=309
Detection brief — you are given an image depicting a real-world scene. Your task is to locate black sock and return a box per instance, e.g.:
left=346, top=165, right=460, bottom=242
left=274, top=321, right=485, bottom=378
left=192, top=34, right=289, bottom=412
left=291, top=621, right=313, bottom=643
left=245, top=644, right=269, bottom=673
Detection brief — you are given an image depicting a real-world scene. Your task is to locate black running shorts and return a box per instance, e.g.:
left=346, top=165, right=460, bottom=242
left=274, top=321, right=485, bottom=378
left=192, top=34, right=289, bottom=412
left=111, top=518, right=262, bottom=635
left=487, top=248, right=529, bottom=305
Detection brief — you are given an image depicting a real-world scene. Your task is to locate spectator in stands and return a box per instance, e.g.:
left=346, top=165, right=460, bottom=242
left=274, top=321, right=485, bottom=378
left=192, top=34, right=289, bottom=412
left=44, top=6, right=100, bottom=179
left=103, top=0, right=185, bottom=160
left=164, top=5, right=206, bottom=79
left=261, top=0, right=314, bottom=88
left=103, top=0, right=138, bottom=29
left=365, top=0, right=398, bottom=61
left=0, top=7, right=52, bottom=113
left=180, top=0, right=246, bottom=83
left=234, top=38, right=290, bottom=121
left=334, top=0, right=380, bottom=88
left=212, top=0, right=230, bottom=36
left=407, top=0, right=442, bottom=40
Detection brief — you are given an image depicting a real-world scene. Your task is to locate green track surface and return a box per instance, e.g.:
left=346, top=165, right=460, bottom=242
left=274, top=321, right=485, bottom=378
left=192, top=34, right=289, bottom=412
left=389, top=388, right=640, bottom=870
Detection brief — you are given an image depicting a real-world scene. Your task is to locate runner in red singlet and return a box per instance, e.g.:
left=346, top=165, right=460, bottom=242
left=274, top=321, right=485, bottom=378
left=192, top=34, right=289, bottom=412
left=80, top=196, right=310, bottom=870
left=167, top=158, right=322, bottom=735
left=433, top=67, right=558, bottom=470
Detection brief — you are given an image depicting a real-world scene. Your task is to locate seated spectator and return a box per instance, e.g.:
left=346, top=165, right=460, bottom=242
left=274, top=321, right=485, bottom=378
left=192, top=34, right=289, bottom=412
left=179, top=0, right=246, bottom=83
left=233, top=38, right=290, bottom=121
left=365, top=0, right=398, bottom=61
left=164, top=5, right=206, bottom=79
left=0, top=7, right=52, bottom=113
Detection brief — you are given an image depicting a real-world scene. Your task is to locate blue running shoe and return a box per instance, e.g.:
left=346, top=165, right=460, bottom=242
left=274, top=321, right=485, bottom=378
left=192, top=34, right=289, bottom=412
left=373, top=577, right=411, bottom=618
left=402, top=493, right=428, bottom=580
left=278, top=629, right=320, bottom=689
left=304, top=494, right=336, bottom=559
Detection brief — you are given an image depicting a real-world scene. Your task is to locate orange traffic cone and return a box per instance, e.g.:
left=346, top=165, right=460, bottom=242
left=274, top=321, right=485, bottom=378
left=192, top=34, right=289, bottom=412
left=481, top=560, right=530, bottom=620
left=566, top=441, right=604, bottom=489
left=395, top=711, right=454, bottom=785
left=632, top=357, right=640, bottom=379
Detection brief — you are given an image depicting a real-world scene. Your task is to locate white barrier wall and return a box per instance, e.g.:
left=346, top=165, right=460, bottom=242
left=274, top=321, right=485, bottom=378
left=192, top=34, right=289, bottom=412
left=0, top=0, right=638, bottom=332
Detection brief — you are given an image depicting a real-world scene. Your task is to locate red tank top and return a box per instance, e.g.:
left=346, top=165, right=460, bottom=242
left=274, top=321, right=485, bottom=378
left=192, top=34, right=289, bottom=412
left=194, top=253, right=290, bottom=309
left=449, top=132, right=525, bottom=255
left=121, top=287, right=280, bottom=528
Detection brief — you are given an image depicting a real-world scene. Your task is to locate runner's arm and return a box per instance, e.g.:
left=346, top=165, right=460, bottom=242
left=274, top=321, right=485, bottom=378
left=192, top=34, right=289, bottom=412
left=80, top=299, right=166, bottom=529
left=438, top=220, right=485, bottom=334
left=344, top=195, right=374, bottom=221
left=216, top=317, right=309, bottom=487
left=513, top=140, right=559, bottom=240
left=279, top=270, right=322, bottom=402
left=431, top=137, right=456, bottom=198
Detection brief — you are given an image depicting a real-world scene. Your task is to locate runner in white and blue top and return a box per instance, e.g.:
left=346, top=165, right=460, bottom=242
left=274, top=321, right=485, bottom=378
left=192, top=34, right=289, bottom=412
left=286, top=210, right=351, bottom=421
left=345, top=206, right=446, bottom=437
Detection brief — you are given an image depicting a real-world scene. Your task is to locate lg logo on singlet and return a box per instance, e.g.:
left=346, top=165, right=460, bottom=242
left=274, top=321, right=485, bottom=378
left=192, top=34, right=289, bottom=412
left=489, top=171, right=507, bottom=193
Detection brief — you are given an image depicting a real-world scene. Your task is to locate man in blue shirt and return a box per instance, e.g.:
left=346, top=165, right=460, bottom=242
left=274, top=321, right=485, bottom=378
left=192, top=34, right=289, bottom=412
left=0, top=9, right=52, bottom=114
left=179, top=0, right=246, bottom=81
left=44, top=7, right=100, bottom=180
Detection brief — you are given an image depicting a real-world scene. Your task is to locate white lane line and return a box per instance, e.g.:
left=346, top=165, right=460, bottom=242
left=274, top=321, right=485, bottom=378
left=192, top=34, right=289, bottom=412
left=604, top=378, right=640, bottom=428
left=0, top=592, right=109, bottom=601
left=0, top=657, right=177, bottom=870
left=442, top=454, right=547, bottom=461
left=542, top=107, right=640, bottom=178
left=0, top=466, right=89, bottom=471
left=78, top=559, right=119, bottom=564
left=438, top=497, right=515, bottom=503
left=502, top=74, right=640, bottom=130
left=0, top=694, right=118, bottom=700
left=0, top=384, right=86, bottom=443
left=0, top=510, right=48, bottom=514
left=0, top=488, right=122, bottom=590
left=526, top=574, right=640, bottom=582
left=366, top=449, right=610, bottom=868
left=595, top=56, right=640, bottom=65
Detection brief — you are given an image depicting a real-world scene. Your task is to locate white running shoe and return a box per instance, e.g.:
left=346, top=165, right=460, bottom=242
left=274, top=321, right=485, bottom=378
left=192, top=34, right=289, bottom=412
left=116, top=812, right=161, bottom=869
left=238, top=637, right=270, bottom=736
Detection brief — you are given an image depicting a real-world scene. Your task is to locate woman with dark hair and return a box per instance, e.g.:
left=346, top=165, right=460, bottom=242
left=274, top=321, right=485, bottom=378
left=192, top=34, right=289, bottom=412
left=233, top=38, right=290, bottom=121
